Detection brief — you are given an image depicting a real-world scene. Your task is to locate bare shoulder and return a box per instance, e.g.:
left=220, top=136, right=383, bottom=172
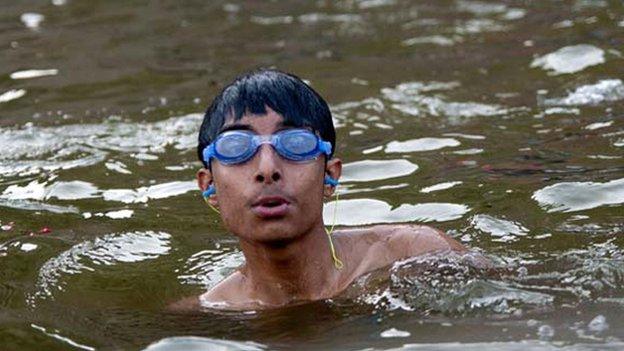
left=338, top=224, right=467, bottom=274
left=381, top=224, right=466, bottom=253
left=199, top=271, right=246, bottom=306
left=168, top=271, right=245, bottom=312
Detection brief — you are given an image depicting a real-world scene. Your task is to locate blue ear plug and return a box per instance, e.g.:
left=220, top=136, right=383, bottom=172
left=324, top=175, right=339, bottom=187
left=202, top=185, right=216, bottom=198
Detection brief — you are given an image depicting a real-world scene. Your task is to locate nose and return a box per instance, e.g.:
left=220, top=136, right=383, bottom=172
left=253, top=144, right=282, bottom=184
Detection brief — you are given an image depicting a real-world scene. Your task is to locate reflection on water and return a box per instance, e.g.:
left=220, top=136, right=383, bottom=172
left=543, top=79, right=624, bottom=106
left=530, top=44, right=605, bottom=75
left=31, top=231, right=171, bottom=303
left=323, top=198, right=470, bottom=225
left=532, top=178, right=624, bottom=213
left=341, top=159, right=418, bottom=182
left=1, top=0, right=624, bottom=349
left=144, top=336, right=265, bottom=351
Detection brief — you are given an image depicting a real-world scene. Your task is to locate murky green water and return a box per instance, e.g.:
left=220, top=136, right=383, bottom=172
left=1, top=0, right=624, bottom=350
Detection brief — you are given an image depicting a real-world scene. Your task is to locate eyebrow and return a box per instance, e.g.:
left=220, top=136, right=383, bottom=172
left=218, top=120, right=301, bottom=134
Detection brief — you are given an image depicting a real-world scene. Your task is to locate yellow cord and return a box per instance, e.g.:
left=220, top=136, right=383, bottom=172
left=324, top=191, right=343, bottom=270
left=203, top=196, right=220, bottom=214
left=203, top=189, right=343, bottom=270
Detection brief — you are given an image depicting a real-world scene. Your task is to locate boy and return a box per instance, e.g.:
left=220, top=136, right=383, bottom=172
left=177, top=69, right=465, bottom=311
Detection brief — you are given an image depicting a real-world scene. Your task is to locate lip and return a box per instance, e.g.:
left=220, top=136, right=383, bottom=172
left=251, top=195, right=291, bottom=219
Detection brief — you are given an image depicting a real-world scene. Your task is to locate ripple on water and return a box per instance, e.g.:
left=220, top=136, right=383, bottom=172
left=323, top=198, right=470, bottom=225
left=420, top=181, right=463, bottom=193
left=381, top=81, right=508, bottom=121
left=0, top=89, right=27, bottom=103
left=31, top=231, right=171, bottom=302
left=0, top=179, right=196, bottom=212
left=178, top=247, right=244, bottom=289
left=532, top=178, right=624, bottom=213
left=385, top=137, right=460, bottom=153
left=470, top=214, right=529, bottom=242
left=341, top=159, right=418, bottom=182
left=10, top=69, right=58, bottom=80
left=0, top=113, right=201, bottom=178
left=543, top=79, right=624, bottom=106
left=531, top=44, right=605, bottom=75
left=144, top=337, right=265, bottom=351
left=102, top=181, right=196, bottom=204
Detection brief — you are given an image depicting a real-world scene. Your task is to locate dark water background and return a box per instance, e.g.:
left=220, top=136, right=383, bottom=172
left=1, top=0, right=624, bottom=350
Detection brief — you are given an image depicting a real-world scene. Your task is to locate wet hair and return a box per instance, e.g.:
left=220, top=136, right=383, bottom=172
left=197, top=69, right=336, bottom=168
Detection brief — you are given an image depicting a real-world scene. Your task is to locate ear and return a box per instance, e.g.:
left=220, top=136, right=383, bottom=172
left=324, top=157, right=342, bottom=197
left=197, top=168, right=218, bottom=207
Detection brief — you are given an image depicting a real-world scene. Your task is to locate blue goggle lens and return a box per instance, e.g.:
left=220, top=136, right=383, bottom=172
left=279, top=131, right=318, bottom=155
left=204, top=129, right=331, bottom=165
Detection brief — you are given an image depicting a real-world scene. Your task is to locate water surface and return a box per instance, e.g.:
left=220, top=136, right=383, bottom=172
left=1, top=0, right=623, bottom=350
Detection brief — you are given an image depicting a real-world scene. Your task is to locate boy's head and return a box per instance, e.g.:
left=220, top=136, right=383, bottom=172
left=197, top=69, right=336, bottom=168
left=196, top=69, right=342, bottom=243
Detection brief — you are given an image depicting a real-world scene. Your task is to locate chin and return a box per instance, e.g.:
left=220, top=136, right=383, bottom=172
left=245, top=221, right=304, bottom=245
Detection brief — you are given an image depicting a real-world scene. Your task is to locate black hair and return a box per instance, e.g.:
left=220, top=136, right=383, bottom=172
left=197, top=69, right=336, bottom=168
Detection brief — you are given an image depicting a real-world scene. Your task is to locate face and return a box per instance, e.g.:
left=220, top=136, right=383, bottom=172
left=197, top=107, right=342, bottom=244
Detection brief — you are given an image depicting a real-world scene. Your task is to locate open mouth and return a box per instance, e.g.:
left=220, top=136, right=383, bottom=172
left=251, top=196, right=290, bottom=218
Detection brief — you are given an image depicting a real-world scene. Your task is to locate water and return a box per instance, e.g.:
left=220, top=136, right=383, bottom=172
left=1, top=0, right=623, bottom=349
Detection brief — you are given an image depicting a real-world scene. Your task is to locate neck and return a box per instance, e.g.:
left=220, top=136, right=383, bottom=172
left=237, top=222, right=340, bottom=305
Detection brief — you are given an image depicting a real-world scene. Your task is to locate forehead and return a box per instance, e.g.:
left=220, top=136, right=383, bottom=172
left=221, top=107, right=307, bottom=134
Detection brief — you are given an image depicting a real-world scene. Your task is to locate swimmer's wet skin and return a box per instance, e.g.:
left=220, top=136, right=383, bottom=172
left=170, top=69, right=470, bottom=311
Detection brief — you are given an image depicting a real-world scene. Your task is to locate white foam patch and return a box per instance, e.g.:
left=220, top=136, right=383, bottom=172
left=21, top=13, right=44, bottom=29
left=250, top=16, right=294, bottom=25
left=543, top=80, right=624, bottom=106
left=298, top=13, right=362, bottom=24
left=0, top=89, right=26, bottom=103
left=102, top=181, right=196, bottom=203
left=470, top=214, right=528, bottom=242
left=420, top=181, right=462, bottom=193
left=0, top=113, right=201, bottom=178
left=323, top=198, right=470, bottom=225
left=1, top=180, right=47, bottom=200
left=1, top=180, right=98, bottom=201
left=105, top=209, right=133, bottom=219
left=457, top=1, right=507, bottom=15
left=46, top=181, right=99, bottom=200
left=531, top=44, right=605, bottom=75
left=585, top=121, right=613, bottom=130
left=20, top=243, right=38, bottom=252
left=358, top=0, right=396, bottom=9
left=1, top=180, right=194, bottom=203
left=386, top=138, right=460, bottom=153
left=10, top=69, right=58, bottom=80
left=381, top=81, right=508, bottom=121
left=341, top=159, right=418, bottom=182
left=104, top=161, right=131, bottom=174
left=144, top=337, right=265, bottom=351
left=532, top=178, right=624, bottom=213
left=402, top=35, right=455, bottom=46
left=380, top=328, right=411, bottom=338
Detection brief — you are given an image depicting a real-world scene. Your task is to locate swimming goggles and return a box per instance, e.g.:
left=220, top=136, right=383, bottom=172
left=203, top=128, right=332, bottom=165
